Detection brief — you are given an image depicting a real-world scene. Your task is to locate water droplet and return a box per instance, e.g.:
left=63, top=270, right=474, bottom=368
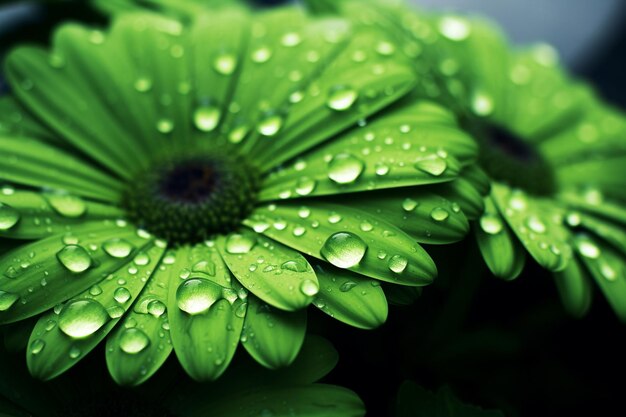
left=30, top=339, right=45, bottom=355
left=213, top=53, right=237, bottom=75
left=414, top=155, right=447, bottom=176
left=402, top=198, right=419, bottom=212
left=281, top=259, right=308, bottom=273
left=0, top=290, right=19, bottom=311
left=439, top=17, right=471, bottom=41
left=471, top=91, right=494, bottom=116
left=600, top=262, right=617, bottom=281
left=156, top=119, right=174, bottom=134
left=176, top=278, right=223, bottom=315
left=479, top=214, right=503, bottom=235
left=321, top=232, right=367, bottom=269
left=225, top=234, right=256, bottom=254
left=252, top=47, right=272, bottom=63
left=193, top=105, right=221, bottom=132
left=387, top=255, right=408, bottom=274
left=576, top=238, right=600, bottom=259
left=376, top=41, right=396, bottom=56
left=133, top=77, right=152, bottom=92
left=119, top=328, right=150, bottom=354
left=114, top=287, right=131, bottom=304
left=339, top=281, right=357, bottom=292
left=147, top=300, right=166, bottom=317
left=526, top=216, right=546, bottom=234
left=281, top=32, right=302, bottom=47
left=103, top=238, right=134, bottom=258
left=257, top=113, right=283, bottom=137
left=59, top=299, right=109, bottom=338
left=360, top=220, right=374, bottom=232
left=56, top=245, right=92, bottom=273
left=192, top=260, right=216, bottom=277
left=0, top=202, right=20, bottom=231
left=327, top=86, right=358, bottom=111
left=300, top=279, right=319, bottom=296
left=295, top=177, right=316, bottom=196
left=235, top=302, right=247, bottom=318
left=327, top=153, right=365, bottom=184
left=430, top=207, right=449, bottom=222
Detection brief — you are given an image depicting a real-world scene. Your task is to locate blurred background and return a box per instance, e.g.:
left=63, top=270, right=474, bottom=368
left=0, top=1, right=625, bottom=416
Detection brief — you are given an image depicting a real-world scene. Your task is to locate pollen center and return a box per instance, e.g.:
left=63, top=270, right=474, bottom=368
left=123, top=154, right=260, bottom=244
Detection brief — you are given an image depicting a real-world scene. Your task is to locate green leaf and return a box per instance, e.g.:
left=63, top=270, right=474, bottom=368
left=217, top=230, right=318, bottom=311
left=26, top=241, right=164, bottom=380
left=0, top=136, right=123, bottom=203
left=187, top=384, right=365, bottom=417
left=0, top=222, right=151, bottom=324
left=0, top=189, right=123, bottom=240
left=106, top=248, right=174, bottom=386
left=474, top=196, right=526, bottom=280
left=166, top=244, right=245, bottom=381
left=395, top=382, right=505, bottom=417
left=575, top=234, right=626, bottom=321
left=260, top=100, right=475, bottom=201
left=312, top=262, right=387, bottom=329
left=491, top=183, right=572, bottom=272
left=245, top=201, right=437, bottom=286
left=241, top=295, right=306, bottom=369
left=553, top=257, right=591, bottom=318
left=0, top=95, right=58, bottom=144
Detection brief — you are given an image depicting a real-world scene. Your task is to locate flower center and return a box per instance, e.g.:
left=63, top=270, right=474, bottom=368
left=123, top=153, right=260, bottom=244
left=469, top=121, right=558, bottom=196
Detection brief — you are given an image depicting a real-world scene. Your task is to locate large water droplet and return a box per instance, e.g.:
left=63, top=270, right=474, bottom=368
left=213, top=53, right=237, bottom=75
left=327, top=153, right=365, bottom=185
left=388, top=255, right=408, bottom=274
left=176, top=278, right=223, bottom=315
left=114, top=287, right=131, bottom=304
left=327, top=86, right=358, bottom=111
left=59, top=299, right=109, bottom=339
left=281, top=259, right=308, bottom=273
left=103, top=238, right=134, bottom=258
left=414, top=155, right=447, bottom=176
left=300, top=279, right=319, bottom=296
left=147, top=299, right=166, bottom=317
left=471, top=91, right=494, bottom=117
left=119, top=328, right=150, bottom=354
left=438, top=17, right=471, bottom=41
left=479, top=214, right=503, bottom=235
left=30, top=339, right=45, bottom=355
left=193, top=105, right=221, bottom=132
left=257, top=113, right=284, bottom=137
left=0, top=202, right=20, bottom=231
left=576, top=238, right=600, bottom=259
left=0, top=290, right=19, bottom=311
left=57, top=245, right=92, bottom=273
left=430, top=207, right=449, bottom=222
left=225, top=234, right=256, bottom=254
left=321, top=232, right=367, bottom=269
left=526, top=216, right=546, bottom=234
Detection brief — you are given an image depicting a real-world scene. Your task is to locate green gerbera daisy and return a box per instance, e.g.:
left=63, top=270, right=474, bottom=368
left=320, top=0, right=626, bottom=320
left=0, top=335, right=365, bottom=417
left=0, top=5, right=480, bottom=384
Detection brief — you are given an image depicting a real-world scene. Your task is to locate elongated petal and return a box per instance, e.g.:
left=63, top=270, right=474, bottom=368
left=553, top=257, right=592, bottom=318
left=313, top=262, right=387, bottom=329
left=0, top=189, right=123, bottom=240
left=245, top=202, right=436, bottom=285
left=217, top=230, right=319, bottom=311
left=26, top=241, right=164, bottom=380
left=241, top=295, right=306, bottom=369
left=0, top=96, right=58, bottom=143
left=0, top=222, right=152, bottom=324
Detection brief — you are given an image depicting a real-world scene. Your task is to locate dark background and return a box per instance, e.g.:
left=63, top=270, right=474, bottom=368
left=0, top=1, right=625, bottom=416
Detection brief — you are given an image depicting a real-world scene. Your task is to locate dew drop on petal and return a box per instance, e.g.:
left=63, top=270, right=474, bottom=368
left=257, top=113, right=284, bottom=137
left=57, top=245, right=92, bottom=273
left=30, top=339, right=45, bottom=355
left=225, top=234, right=256, bottom=254
left=414, top=155, right=447, bottom=176
left=388, top=255, right=408, bottom=274
left=339, top=281, right=357, bottom=292
left=576, top=238, right=600, bottom=259
left=59, top=299, right=109, bottom=339
left=438, top=16, right=471, bottom=41
left=402, top=198, right=419, bottom=212
left=156, top=119, right=174, bottom=134
left=114, top=287, right=132, bottom=304
left=213, top=53, right=237, bottom=75
left=147, top=299, right=166, bottom=317
left=326, top=85, right=358, bottom=111
left=45, top=194, right=87, bottom=218
left=327, top=153, right=365, bottom=184
left=430, top=207, right=449, bottom=222
left=321, top=232, right=367, bottom=269
left=281, top=259, right=308, bottom=273
left=479, top=214, right=503, bottom=235
left=0, top=203, right=20, bottom=231
left=526, top=216, right=546, bottom=234
left=193, top=105, right=221, bottom=132
left=133, top=77, right=152, bottom=92
left=119, top=328, right=150, bottom=354
left=176, top=278, right=223, bottom=315
left=299, top=279, right=319, bottom=296
left=103, top=238, right=134, bottom=258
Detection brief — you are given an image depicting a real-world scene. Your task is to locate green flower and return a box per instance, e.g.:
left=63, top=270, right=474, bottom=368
left=0, top=6, right=479, bottom=384
left=328, top=0, right=626, bottom=319
left=0, top=335, right=366, bottom=417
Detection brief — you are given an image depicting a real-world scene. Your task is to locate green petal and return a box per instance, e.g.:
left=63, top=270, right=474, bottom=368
left=575, top=234, right=626, bottom=321
left=0, top=222, right=152, bottom=324
left=474, top=196, right=526, bottom=280
left=0, top=136, right=123, bottom=203
left=556, top=156, right=626, bottom=201
left=313, top=262, right=387, bottom=329
left=260, top=100, right=474, bottom=201
left=189, top=384, right=365, bottom=417
left=553, top=257, right=592, bottom=318
left=245, top=202, right=436, bottom=285
left=434, top=174, right=486, bottom=220
left=241, top=295, right=306, bottom=369
left=560, top=190, right=626, bottom=227
left=491, top=183, right=571, bottom=272
left=574, top=214, right=626, bottom=257
left=106, top=248, right=174, bottom=386
left=166, top=244, right=245, bottom=381
left=251, top=26, right=418, bottom=171
left=217, top=230, right=319, bottom=311
left=382, top=283, right=422, bottom=306
left=0, top=95, right=58, bottom=144
left=26, top=241, right=164, bottom=380
left=0, top=189, right=123, bottom=240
